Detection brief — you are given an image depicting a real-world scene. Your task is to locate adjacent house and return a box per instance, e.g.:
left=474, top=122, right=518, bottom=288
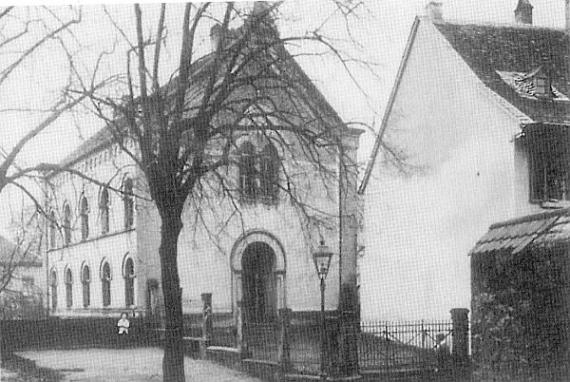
left=43, top=3, right=361, bottom=341
left=359, top=0, right=570, bottom=321
left=0, top=235, right=43, bottom=319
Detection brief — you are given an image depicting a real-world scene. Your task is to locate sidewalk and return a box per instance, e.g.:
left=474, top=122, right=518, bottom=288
left=14, top=347, right=264, bottom=382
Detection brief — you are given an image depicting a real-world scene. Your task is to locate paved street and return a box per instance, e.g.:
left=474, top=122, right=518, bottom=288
left=11, top=348, right=264, bottom=382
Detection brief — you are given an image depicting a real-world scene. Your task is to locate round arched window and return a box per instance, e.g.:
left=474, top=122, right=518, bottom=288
left=101, top=262, right=112, bottom=307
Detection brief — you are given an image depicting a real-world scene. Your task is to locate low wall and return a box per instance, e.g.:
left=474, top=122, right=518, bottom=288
left=0, top=317, right=160, bottom=352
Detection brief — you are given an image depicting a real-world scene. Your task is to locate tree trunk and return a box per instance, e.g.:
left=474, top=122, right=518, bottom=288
left=159, top=211, right=185, bottom=382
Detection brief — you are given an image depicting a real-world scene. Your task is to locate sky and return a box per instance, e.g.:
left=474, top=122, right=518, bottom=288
left=0, top=0, right=567, bottom=317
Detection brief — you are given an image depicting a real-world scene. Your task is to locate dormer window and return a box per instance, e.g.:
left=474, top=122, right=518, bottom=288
left=497, top=69, right=566, bottom=100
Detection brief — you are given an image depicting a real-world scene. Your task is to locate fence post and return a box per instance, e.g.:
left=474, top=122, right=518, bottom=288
left=236, top=300, right=249, bottom=358
left=421, top=320, right=425, bottom=349
left=450, top=308, right=470, bottom=366
left=278, top=308, right=292, bottom=375
left=200, top=293, right=213, bottom=358
left=337, top=309, right=359, bottom=377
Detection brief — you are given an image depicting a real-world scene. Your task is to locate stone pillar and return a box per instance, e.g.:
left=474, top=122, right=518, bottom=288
left=450, top=308, right=470, bottom=365
left=236, top=301, right=249, bottom=358
left=337, top=309, right=358, bottom=377
left=278, top=308, right=292, bottom=374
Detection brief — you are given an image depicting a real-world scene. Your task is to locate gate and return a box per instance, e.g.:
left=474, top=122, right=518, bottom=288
left=358, top=320, right=454, bottom=372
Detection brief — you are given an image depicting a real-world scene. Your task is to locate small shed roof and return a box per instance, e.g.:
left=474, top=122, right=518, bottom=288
left=470, top=208, right=570, bottom=256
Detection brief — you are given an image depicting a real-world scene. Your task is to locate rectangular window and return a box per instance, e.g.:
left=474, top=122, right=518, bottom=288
left=528, top=127, right=570, bottom=202
left=534, top=77, right=547, bottom=95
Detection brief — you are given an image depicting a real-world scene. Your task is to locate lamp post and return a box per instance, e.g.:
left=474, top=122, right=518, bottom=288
left=313, top=240, right=334, bottom=381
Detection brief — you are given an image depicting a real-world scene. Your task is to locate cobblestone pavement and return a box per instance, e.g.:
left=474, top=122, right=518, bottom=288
left=15, top=347, right=264, bottom=382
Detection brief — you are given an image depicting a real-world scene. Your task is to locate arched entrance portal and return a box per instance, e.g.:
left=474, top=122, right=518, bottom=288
left=231, top=230, right=286, bottom=324
left=242, top=242, right=276, bottom=322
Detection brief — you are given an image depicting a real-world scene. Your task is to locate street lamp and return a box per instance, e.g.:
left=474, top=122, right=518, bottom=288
left=312, top=240, right=334, bottom=381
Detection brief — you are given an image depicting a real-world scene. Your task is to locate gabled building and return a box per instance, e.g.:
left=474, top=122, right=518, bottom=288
left=359, top=1, right=570, bottom=320
left=0, top=235, right=43, bottom=319
left=43, top=3, right=362, bottom=339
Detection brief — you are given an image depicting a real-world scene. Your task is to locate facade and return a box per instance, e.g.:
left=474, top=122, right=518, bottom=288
left=359, top=1, right=570, bottom=320
left=43, top=10, right=362, bottom=329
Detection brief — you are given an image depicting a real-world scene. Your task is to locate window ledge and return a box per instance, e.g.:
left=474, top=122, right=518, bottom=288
left=48, top=227, right=135, bottom=253
left=530, top=199, right=570, bottom=209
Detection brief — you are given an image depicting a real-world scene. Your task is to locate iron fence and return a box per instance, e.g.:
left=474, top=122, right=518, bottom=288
left=243, top=322, right=280, bottom=362
left=358, top=320, right=453, bottom=371
left=240, top=319, right=456, bottom=376
left=288, top=324, right=322, bottom=374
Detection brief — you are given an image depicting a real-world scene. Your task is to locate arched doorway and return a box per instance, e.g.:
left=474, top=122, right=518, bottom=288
left=242, top=242, right=277, bottom=323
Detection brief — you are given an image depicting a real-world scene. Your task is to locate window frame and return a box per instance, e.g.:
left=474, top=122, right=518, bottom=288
left=80, top=196, right=89, bottom=241
left=259, top=143, right=280, bottom=203
left=101, top=262, right=112, bottom=307
left=123, top=178, right=134, bottom=229
left=64, top=267, right=73, bottom=309
left=239, top=142, right=258, bottom=203
left=50, top=269, right=58, bottom=310
left=81, top=265, right=91, bottom=308
left=99, top=188, right=110, bottom=235
left=124, top=258, right=135, bottom=307
left=527, top=128, right=570, bottom=203
left=48, top=211, right=57, bottom=249
left=63, top=203, right=72, bottom=245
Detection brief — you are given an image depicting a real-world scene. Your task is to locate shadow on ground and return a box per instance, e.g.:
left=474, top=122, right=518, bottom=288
left=1, top=353, right=63, bottom=382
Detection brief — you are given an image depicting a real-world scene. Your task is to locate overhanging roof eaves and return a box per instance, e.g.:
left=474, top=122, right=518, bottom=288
left=358, top=17, right=421, bottom=195
left=470, top=209, right=570, bottom=256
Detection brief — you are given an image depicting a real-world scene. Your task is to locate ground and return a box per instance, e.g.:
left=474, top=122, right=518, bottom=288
left=2, top=347, right=264, bottom=382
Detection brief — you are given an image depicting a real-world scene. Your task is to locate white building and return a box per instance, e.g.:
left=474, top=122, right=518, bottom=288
left=359, top=0, right=570, bottom=320
left=43, top=8, right=362, bottom=328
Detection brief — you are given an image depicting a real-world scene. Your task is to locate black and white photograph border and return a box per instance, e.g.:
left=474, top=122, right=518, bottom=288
left=0, top=1, right=568, bottom=381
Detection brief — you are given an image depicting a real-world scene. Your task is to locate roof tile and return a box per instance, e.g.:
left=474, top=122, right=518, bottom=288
left=435, top=21, right=570, bottom=124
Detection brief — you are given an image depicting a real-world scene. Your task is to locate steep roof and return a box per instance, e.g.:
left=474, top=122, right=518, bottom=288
left=434, top=21, right=570, bottom=125
left=57, top=26, right=347, bottom=171
left=470, top=208, right=570, bottom=256
left=360, top=17, right=570, bottom=193
left=58, top=53, right=216, bottom=170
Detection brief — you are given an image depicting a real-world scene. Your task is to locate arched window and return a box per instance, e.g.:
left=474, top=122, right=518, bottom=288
left=239, top=142, right=257, bottom=202
left=65, top=268, right=73, bottom=308
left=80, top=196, right=89, bottom=241
left=81, top=265, right=90, bottom=308
left=101, top=262, right=111, bottom=307
left=50, top=269, right=58, bottom=309
left=49, top=211, right=57, bottom=249
left=63, top=204, right=72, bottom=245
left=259, top=143, right=280, bottom=202
left=124, top=258, right=135, bottom=307
left=99, top=188, right=110, bottom=234
left=123, top=178, right=134, bottom=228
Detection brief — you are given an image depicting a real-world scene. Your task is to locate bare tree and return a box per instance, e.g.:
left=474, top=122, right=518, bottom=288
left=76, top=2, right=372, bottom=380
left=0, top=206, right=44, bottom=320
left=0, top=7, right=88, bottom=301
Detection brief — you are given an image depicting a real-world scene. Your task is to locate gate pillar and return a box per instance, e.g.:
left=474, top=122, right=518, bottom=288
left=450, top=308, right=470, bottom=365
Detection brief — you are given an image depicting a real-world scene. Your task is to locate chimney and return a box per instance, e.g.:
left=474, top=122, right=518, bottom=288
left=424, top=1, right=443, bottom=21
left=210, top=23, right=222, bottom=52
left=514, top=0, right=533, bottom=25
left=247, top=1, right=280, bottom=38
